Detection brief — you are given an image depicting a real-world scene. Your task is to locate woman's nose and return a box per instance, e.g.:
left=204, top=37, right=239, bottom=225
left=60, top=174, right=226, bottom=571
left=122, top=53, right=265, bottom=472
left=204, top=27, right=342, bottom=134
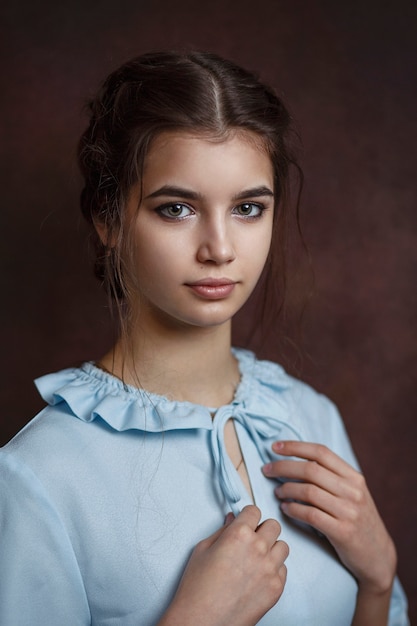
left=196, top=216, right=236, bottom=265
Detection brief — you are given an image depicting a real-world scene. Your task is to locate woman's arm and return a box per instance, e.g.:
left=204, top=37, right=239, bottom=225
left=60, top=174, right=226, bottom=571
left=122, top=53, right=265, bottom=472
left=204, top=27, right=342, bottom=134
left=158, top=505, right=288, bottom=626
left=0, top=452, right=91, bottom=625
left=263, top=440, right=397, bottom=626
left=352, top=586, right=393, bottom=626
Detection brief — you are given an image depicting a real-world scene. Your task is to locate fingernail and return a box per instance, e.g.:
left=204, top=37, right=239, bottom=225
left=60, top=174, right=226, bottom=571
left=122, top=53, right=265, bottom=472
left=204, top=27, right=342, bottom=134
left=272, top=441, right=284, bottom=451
left=262, top=463, right=272, bottom=475
left=275, top=485, right=282, bottom=497
left=224, top=512, right=234, bottom=525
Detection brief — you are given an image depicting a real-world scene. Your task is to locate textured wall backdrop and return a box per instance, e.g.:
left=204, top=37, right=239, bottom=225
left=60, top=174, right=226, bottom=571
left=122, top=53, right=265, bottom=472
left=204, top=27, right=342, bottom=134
left=1, top=0, right=416, bottom=621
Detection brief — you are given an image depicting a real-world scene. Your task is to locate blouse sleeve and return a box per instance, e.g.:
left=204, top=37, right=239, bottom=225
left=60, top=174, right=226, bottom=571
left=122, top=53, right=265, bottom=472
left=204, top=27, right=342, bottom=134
left=0, top=450, right=91, bottom=626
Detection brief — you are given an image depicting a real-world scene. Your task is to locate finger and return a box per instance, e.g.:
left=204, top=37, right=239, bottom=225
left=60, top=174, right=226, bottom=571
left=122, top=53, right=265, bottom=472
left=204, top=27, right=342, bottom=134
left=200, top=522, right=231, bottom=549
left=255, top=518, right=282, bottom=546
left=271, top=539, right=290, bottom=568
left=280, top=499, right=341, bottom=539
left=267, top=459, right=351, bottom=499
left=224, top=512, right=235, bottom=526
left=275, top=481, right=347, bottom=519
left=271, top=441, right=354, bottom=477
left=233, top=504, right=262, bottom=531
left=278, top=564, right=287, bottom=586
left=201, top=506, right=261, bottom=550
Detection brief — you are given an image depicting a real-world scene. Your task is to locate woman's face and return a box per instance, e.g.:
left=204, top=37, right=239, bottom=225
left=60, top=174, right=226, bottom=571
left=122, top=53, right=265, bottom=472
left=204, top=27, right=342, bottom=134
left=126, top=130, right=274, bottom=331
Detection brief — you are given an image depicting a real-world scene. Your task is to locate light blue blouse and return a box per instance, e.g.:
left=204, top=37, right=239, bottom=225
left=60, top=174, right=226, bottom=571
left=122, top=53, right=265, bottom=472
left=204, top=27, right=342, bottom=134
left=0, top=348, right=409, bottom=625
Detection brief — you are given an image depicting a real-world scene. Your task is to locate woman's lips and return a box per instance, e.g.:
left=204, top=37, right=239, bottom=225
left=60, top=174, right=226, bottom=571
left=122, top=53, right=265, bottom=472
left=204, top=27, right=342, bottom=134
left=186, top=279, right=236, bottom=299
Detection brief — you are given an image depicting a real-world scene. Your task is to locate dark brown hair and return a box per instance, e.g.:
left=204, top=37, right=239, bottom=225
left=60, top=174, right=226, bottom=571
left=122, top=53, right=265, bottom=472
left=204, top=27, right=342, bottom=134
left=78, top=50, right=303, bottom=341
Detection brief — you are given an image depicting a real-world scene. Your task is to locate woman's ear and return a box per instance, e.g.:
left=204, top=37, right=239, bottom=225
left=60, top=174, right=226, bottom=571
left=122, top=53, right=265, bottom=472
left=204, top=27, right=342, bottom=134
left=94, top=219, right=109, bottom=246
left=93, top=218, right=117, bottom=248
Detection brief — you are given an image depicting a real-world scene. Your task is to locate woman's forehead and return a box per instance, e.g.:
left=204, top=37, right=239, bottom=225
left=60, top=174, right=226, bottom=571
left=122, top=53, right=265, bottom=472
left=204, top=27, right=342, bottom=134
left=145, top=128, right=271, bottom=160
left=140, top=130, right=273, bottom=196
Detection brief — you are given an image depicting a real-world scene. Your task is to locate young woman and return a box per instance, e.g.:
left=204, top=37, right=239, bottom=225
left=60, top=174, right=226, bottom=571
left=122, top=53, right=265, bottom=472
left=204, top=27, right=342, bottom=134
left=0, top=51, right=409, bottom=625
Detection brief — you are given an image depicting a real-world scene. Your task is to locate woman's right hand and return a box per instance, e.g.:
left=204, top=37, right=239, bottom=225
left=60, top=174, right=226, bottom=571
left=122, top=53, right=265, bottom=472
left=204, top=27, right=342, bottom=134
left=158, top=505, right=288, bottom=626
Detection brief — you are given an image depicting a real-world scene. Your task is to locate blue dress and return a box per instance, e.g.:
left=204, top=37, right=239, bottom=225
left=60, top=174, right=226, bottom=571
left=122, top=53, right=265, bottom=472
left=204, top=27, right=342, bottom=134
left=0, top=348, right=409, bottom=625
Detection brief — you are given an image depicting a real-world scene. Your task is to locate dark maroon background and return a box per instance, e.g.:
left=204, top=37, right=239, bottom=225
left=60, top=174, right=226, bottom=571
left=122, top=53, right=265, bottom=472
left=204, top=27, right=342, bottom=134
left=1, top=0, right=416, bottom=621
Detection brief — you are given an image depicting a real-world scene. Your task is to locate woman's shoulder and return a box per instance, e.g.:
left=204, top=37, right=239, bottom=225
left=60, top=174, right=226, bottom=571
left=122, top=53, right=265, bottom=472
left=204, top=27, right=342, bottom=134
left=1, top=367, right=97, bottom=474
left=0, top=362, right=157, bottom=492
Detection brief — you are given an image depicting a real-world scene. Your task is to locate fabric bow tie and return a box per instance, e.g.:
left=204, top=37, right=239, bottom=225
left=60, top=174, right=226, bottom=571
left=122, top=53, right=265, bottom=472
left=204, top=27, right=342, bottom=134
left=210, top=405, right=303, bottom=515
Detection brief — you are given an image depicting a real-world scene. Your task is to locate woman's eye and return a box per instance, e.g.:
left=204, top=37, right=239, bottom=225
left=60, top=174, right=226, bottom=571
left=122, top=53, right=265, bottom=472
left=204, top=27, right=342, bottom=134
left=157, top=203, right=194, bottom=219
left=233, top=202, right=264, bottom=218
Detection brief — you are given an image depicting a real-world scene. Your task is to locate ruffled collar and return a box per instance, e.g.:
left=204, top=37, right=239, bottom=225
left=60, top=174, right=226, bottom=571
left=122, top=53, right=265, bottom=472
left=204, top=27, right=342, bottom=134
left=35, top=348, right=294, bottom=434
left=36, top=349, right=304, bottom=513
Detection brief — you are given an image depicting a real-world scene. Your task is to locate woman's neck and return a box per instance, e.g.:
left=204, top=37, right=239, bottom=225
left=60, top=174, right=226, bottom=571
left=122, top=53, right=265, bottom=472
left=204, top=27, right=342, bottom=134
left=99, top=319, right=240, bottom=408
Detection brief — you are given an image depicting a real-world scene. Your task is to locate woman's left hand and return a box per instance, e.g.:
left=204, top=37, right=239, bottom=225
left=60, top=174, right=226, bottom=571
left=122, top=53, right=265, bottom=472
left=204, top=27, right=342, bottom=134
left=262, top=440, right=397, bottom=595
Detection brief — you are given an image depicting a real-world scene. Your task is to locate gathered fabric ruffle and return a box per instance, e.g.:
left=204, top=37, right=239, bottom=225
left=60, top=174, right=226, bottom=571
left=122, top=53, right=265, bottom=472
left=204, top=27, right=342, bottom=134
left=34, top=348, right=295, bottom=435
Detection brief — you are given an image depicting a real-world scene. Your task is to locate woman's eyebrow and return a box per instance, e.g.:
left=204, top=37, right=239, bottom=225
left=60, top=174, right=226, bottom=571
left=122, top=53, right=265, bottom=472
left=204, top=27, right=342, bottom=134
left=232, top=186, right=274, bottom=201
left=144, top=184, right=274, bottom=201
left=144, top=185, right=202, bottom=200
